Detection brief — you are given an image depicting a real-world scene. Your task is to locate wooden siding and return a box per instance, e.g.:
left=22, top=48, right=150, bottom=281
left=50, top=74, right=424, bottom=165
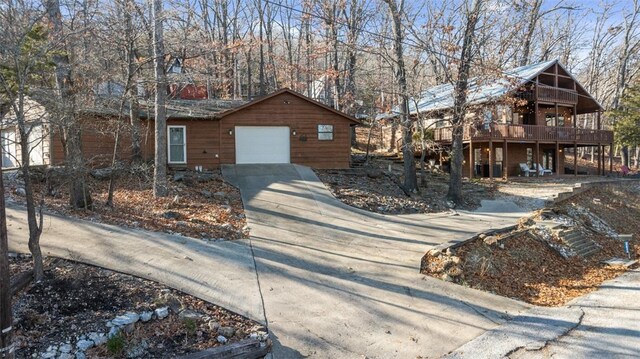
left=51, top=117, right=154, bottom=166
left=219, top=92, right=352, bottom=168
left=50, top=91, right=354, bottom=169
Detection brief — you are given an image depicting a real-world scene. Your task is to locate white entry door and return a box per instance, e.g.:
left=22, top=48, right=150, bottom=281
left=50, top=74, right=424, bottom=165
left=235, top=126, right=290, bottom=164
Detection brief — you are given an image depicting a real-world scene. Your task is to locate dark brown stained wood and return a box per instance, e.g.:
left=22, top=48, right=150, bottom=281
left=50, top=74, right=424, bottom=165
left=50, top=90, right=355, bottom=169
left=220, top=91, right=353, bottom=168
left=178, top=339, right=271, bottom=359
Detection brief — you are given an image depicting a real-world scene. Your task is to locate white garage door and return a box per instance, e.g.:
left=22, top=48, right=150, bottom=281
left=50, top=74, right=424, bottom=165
left=235, top=126, right=290, bottom=164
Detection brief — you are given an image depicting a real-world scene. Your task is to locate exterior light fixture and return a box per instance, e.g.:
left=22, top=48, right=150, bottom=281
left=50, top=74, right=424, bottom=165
left=228, top=129, right=233, bottom=135
left=292, top=130, right=297, bottom=136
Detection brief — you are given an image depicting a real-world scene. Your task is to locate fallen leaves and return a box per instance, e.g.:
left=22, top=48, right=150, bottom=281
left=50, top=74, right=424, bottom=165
left=315, top=162, right=489, bottom=214
left=422, top=182, right=640, bottom=306
left=8, top=169, right=247, bottom=241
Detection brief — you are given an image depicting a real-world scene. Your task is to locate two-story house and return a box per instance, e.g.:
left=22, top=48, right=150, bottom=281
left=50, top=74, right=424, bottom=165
left=384, top=59, right=613, bottom=179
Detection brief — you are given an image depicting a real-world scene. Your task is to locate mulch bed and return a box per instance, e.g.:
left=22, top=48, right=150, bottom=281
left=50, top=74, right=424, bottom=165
left=315, top=161, right=492, bottom=214
left=5, top=167, right=247, bottom=241
left=421, top=182, right=640, bottom=306
left=10, top=256, right=262, bottom=358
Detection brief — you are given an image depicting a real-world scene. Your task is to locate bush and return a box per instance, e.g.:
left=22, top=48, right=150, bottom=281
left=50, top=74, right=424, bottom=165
left=106, top=333, right=126, bottom=356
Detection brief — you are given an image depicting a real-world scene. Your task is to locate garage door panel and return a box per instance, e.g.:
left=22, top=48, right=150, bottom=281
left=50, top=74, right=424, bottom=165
left=235, top=126, right=290, bottom=164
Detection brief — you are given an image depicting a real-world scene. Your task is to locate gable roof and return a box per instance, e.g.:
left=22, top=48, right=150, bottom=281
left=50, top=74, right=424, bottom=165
left=378, top=59, right=603, bottom=120
left=215, top=88, right=361, bottom=124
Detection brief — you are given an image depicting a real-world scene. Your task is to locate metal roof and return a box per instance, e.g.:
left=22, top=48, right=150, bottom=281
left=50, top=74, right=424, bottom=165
left=377, top=59, right=558, bottom=120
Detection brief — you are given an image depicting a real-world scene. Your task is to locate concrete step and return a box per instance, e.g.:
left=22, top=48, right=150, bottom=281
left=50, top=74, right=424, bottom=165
left=564, top=237, right=589, bottom=246
left=577, top=247, right=599, bottom=257
left=572, top=242, right=595, bottom=252
left=565, top=237, right=586, bottom=245
left=563, top=232, right=582, bottom=240
left=558, top=230, right=600, bottom=258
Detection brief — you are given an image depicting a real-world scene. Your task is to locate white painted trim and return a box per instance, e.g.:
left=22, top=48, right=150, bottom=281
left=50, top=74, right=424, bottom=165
left=167, top=125, right=187, bottom=164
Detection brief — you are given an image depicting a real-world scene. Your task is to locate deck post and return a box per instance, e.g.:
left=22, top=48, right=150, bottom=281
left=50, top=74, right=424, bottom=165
left=573, top=142, right=577, bottom=176
left=555, top=141, right=560, bottom=176
left=535, top=141, right=540, bottom=177
left=504, top=140, right=508, bottom=179
left=597, top=143, right=602, bottom=175
left=610, top=143, right=614, bottom=174
left=469, top=138, right=473, bottom=179
left=489, top=140, right=493, bottom=180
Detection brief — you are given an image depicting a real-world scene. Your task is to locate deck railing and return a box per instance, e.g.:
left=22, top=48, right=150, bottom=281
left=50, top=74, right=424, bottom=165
left=518, top=85, right=579, bottom=105
left=434, top=123, right=613, bottom=144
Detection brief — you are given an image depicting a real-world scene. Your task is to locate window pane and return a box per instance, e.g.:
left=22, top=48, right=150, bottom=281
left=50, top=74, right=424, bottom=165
left=170, top=144, right=184, bottom=162
left=318, top=132, right=333, bottom=140
left=318, top=124, right=333, bottom=133
left=169, top=127, right=184, bottom=145
left=318, top=124, right=333, bottom=140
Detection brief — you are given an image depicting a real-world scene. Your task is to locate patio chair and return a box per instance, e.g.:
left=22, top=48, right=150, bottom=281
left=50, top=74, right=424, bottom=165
left=519, top=163, right=535, bottom=177
left=534, top=163, right=553, bottom=176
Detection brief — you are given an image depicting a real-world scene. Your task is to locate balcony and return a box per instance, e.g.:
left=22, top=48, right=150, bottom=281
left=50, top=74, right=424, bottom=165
left=434, top=123, right=614, bottom=144
left=519, top=85, right=579, bottom=105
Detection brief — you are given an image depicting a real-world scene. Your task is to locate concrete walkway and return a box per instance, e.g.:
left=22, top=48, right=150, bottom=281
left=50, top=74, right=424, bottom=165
left=8, top=164, right=533, bottom=358
left=445, top=269, right=640, bottom=358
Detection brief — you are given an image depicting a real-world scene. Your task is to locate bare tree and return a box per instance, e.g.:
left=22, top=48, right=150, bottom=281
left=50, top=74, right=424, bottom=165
left=45, top=0, right=93, bottom=209
left=152, top=0, right=168, bottom=197
left=0, top=153, right=13, bottom=359
left=382, top=0, right=418, bottom=194
left=0, top=2, right=49, bottom=281
left=448, top=0, right=484, bottom=204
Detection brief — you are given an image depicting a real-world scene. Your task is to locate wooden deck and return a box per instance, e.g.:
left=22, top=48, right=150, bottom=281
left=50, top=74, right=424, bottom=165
left=519, top=84, right=579, bottom=105
left=434, top=123, right=613, bottom=144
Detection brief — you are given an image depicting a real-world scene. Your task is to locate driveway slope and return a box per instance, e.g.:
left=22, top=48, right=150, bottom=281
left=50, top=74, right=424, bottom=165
left=223, top=164, right=530, bottom=358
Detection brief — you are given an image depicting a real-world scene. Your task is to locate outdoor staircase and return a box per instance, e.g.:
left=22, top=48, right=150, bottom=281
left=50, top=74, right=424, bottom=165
left=558, top=228, right=600, bottom=257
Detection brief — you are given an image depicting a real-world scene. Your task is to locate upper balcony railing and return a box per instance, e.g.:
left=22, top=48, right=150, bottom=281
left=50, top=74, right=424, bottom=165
left=518, top=84, right=579, bottom=105
left=434, top=123, right=613, bottom=144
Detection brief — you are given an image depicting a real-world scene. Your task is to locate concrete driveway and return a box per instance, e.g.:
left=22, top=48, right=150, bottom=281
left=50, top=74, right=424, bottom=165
left=7, top=164, right=531, bottom=358
left=222, top=164, right=530, bottom=358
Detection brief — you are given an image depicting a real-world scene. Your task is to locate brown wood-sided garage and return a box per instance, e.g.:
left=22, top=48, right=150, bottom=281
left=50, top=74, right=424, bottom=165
left=49, top=89, right=360, bottom=170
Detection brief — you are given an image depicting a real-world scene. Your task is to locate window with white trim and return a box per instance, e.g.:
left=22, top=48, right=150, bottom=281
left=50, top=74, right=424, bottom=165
left=317, top=124, right=334, bottom=140
left=168, top=126, right=186, bottom=164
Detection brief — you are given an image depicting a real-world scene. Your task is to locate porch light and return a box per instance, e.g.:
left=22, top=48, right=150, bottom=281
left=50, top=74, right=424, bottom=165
left=292, top=130, right=297, bottom=136
left=228, top=129, right=233, bottom=135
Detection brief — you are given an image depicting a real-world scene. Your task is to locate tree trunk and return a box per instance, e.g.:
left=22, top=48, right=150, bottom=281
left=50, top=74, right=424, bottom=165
left=46, top=0, right=92, bottom=209
left=107, top=123, right=121, bottom=207
left=17, top=121, right=44, bottom=281
left=152, top=0, right=168, bottom=197
left=0, top=147, right=15, bottom=359
left=125, top=0, right=142, bottom=162
left=621, top=146, right=629, bottom=167
left=448, top=0, right=483, bottom=204
left=519, top=0, right=541, bottom=66
left=383, top=0, right=417, bottom=193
